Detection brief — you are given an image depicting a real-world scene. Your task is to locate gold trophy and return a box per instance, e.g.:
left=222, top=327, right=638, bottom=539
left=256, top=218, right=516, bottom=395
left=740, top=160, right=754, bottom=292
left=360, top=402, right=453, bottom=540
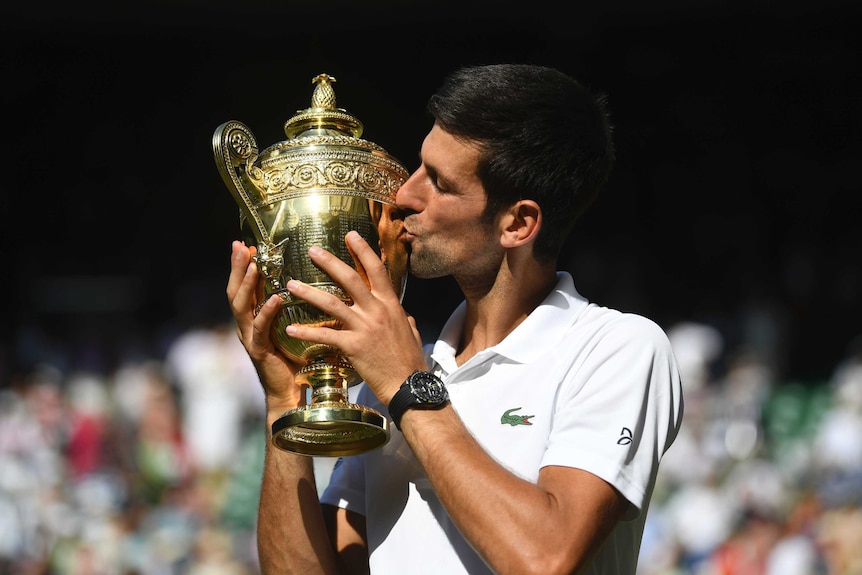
left=213, top=74, right=409, bottom=456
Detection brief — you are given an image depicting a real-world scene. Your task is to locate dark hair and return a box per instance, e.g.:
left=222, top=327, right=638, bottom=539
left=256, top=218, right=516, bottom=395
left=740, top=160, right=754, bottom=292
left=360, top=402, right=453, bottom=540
left=427, top=64, right=615, bottom=263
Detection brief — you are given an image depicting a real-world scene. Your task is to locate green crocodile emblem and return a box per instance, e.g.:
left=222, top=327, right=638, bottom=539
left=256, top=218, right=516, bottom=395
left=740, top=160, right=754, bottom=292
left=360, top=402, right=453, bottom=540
left=501, top=407, right=534, bottom=426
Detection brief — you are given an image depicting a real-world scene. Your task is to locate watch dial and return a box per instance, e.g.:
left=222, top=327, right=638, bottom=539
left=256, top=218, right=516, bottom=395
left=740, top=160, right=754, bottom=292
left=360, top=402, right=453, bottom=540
left=410, top=372, right=447, bottom=404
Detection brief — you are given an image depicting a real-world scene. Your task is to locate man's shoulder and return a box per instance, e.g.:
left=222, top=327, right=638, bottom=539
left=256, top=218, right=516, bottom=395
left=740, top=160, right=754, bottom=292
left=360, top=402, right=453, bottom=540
left=552, top=273, right=668, bottom=342
left=575, top=304, right=673, bottom=353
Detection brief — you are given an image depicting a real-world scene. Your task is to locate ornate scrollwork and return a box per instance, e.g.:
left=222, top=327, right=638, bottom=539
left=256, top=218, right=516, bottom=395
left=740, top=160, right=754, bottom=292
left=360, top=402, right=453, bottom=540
left=248, top=157, right=404, bottom=202
left=228, top=129, right=254, bottom=159
left=326, top=162, right=355, bottom=187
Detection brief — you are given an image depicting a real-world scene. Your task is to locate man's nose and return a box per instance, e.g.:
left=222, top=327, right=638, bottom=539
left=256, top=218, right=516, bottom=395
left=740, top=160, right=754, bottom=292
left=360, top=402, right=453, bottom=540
left=395, top=169, right=422, bottom=212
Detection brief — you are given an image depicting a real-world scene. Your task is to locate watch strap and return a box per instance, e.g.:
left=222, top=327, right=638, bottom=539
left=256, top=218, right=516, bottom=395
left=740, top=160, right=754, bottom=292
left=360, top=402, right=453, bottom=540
left=388, top=382, right=419, bottom=431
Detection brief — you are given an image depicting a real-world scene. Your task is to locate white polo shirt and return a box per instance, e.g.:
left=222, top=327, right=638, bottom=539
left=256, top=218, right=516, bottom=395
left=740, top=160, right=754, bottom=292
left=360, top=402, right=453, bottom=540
left=321, top=272, right=684, bottom=574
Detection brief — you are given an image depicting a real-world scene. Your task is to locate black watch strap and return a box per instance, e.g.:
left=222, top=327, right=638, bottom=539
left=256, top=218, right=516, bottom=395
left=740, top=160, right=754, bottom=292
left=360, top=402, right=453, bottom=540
left=388, top=383, right=420, bottom=431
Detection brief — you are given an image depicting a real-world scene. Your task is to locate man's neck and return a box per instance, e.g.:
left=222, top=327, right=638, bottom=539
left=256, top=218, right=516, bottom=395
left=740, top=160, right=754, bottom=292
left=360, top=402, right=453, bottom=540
left=454, top=263, right=558, bottom=366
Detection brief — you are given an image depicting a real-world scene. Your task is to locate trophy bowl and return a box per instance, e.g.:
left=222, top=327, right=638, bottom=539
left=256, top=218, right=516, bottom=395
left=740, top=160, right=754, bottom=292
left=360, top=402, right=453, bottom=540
left=213, top=74, right=409, bottom=456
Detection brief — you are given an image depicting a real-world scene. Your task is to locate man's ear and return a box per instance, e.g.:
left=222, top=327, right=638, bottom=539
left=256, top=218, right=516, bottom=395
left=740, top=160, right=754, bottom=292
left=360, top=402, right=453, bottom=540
left=499, top=200, right=542, bottom=249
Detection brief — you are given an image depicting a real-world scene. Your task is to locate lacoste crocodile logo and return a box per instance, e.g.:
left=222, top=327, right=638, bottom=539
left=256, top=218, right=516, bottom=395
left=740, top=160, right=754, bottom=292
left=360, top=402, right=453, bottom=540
left=501, top=407, right=534, bottom=426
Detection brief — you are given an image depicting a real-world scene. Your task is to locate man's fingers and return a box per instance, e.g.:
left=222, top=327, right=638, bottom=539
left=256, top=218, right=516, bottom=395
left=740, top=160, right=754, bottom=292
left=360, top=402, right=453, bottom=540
left=228, top=245, right=265, bottom=345
left=251, top=295, right=280, bottom=349
left=235, top=260, right=260, bottom=313
left=286, top=279, right=351, bottom=322
left=345, top=231, right=371, bottom=288
left=226, top=240, right=250, bottom=301
left=345, top=231, right=394, bottom=294
left=304, top=232, right=396, bottom=309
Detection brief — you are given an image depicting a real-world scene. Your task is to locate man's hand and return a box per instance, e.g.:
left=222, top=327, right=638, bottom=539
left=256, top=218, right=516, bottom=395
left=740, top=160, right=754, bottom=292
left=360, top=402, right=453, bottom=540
left=227, top=241, right=305, bottom=419
left=282, top=231, right=427, bottom=405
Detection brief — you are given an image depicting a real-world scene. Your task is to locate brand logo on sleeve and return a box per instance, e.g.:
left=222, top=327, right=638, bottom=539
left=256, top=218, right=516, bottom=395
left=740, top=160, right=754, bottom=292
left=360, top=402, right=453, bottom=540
left=617, top=427, right=633, bottom=445
left=501, top=407, right=534, bottom=426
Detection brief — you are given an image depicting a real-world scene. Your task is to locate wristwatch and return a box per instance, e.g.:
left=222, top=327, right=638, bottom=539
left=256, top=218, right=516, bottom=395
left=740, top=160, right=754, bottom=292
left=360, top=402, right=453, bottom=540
left=388, top=371, right=450, bottom=430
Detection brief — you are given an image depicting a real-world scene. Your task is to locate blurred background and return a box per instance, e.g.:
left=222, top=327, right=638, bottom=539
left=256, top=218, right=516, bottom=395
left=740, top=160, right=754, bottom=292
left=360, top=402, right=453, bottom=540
left=1, top=0, right=860, bottom=573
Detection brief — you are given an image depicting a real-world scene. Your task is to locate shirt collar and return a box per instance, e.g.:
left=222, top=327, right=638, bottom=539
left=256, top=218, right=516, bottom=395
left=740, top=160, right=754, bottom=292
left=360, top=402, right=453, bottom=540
left=430, top=272, right=589, bottom=369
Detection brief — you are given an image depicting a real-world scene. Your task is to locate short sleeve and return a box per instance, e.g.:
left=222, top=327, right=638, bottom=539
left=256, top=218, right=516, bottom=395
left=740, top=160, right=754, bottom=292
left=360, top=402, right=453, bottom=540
left=541, top=313, right=684, bottom=517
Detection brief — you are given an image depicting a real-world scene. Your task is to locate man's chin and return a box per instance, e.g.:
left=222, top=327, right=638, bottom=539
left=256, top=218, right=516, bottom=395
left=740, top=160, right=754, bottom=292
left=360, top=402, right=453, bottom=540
left=407, top=266, right=446, bottom=280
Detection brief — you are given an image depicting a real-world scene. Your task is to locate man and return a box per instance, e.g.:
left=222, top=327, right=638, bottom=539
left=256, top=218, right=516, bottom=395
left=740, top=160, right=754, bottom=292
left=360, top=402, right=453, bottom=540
left=227, top=64, right=684, bottom=574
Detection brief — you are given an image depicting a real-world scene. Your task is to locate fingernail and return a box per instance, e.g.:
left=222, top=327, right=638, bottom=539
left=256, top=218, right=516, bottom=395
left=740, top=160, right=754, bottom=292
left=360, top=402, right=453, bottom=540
left=267, top=295, right=280, bottom=308
left=285, top=325, right=298, bottom=336
left=308, top=246, right=324, bottom=257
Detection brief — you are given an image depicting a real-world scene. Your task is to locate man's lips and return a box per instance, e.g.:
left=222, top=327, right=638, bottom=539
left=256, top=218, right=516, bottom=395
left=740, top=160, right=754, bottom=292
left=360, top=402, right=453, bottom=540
left=400, top=227, right=417, bottom=242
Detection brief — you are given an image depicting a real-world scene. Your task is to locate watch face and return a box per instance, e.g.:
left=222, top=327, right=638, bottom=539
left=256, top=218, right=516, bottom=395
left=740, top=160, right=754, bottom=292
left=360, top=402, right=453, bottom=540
left=408, top=372, right=448, bottom=404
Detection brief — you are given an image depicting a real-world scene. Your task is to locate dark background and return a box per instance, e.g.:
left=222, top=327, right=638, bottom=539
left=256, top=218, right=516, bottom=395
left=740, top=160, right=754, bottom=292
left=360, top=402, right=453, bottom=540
left=2, top=0, right=860, bottom=384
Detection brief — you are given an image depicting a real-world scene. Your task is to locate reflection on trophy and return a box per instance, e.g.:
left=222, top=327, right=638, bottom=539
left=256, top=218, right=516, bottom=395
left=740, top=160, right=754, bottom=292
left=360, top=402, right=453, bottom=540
left=213, top=74, right=409, bottom=456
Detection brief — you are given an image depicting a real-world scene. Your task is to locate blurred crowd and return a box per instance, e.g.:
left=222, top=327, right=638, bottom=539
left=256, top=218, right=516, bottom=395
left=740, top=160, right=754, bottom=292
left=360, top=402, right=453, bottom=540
left=642, top=323, right=862, bottom=575
left=1, top=324, right=267, bottom=574
left=1, top=318, right=861, bottom=575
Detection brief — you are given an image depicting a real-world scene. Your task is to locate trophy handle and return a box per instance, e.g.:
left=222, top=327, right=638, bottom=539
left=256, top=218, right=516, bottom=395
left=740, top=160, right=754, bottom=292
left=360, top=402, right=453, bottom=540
left=212, top=121, right=272, bottom=245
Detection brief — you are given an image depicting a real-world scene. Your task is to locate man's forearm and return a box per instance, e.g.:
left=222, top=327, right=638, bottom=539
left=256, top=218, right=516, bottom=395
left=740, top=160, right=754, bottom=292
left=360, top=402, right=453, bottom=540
left=399, top=406, right=627, bottom=575
left=257, top=423, right=340, bottom=575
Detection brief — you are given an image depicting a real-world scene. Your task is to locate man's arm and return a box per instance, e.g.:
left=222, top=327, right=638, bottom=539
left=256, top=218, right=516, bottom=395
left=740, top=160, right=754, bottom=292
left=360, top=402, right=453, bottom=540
left=399, top=407, right=629, bottom=575
left=227, top=241, right=368, bottom=574
left=257, top=415, right=369, bottom=575
left=257, top=439, right=338, bottom=574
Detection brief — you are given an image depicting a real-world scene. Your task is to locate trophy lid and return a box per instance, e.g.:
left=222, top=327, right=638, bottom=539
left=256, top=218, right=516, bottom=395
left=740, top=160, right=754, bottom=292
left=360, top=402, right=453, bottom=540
left=283, top=74, right=364, bottom=139
left=241, top=73, right=406, bottom=207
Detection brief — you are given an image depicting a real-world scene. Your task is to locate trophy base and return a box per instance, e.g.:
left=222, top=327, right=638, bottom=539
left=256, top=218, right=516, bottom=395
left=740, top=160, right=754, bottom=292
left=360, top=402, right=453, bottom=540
left=271, top=402, right=390, bottom=457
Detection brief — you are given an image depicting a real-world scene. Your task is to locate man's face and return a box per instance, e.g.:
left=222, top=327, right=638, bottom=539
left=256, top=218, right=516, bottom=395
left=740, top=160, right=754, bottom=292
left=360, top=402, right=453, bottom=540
left=395, top=124, right=504, bottom=282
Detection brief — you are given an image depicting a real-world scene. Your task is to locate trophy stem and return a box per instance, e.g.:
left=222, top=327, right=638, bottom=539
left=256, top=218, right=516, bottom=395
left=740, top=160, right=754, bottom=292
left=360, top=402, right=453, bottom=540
left=270, top=355, right=390, bottom=456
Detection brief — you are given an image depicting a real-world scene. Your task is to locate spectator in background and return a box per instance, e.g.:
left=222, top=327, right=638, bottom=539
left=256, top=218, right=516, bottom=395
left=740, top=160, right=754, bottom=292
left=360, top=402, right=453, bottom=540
left=164, top=322, right=263, bottom=477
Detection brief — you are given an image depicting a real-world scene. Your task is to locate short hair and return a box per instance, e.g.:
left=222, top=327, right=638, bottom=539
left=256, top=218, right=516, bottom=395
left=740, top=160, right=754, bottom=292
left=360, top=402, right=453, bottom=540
left=427, top=64, right=615, bottom=263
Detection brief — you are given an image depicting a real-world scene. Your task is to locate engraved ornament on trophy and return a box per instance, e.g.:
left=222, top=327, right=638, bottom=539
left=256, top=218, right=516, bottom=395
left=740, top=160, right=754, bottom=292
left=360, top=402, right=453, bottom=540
left=213, top=74, right=409, bottom=456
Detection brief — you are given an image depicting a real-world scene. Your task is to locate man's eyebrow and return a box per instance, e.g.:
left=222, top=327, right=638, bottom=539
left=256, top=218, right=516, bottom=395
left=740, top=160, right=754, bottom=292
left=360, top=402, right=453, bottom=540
left=418, top=151, right=453, bottom=188
left=425, top=163, right=448, bottom=188
left=421, top=155, right=438, bottom=180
